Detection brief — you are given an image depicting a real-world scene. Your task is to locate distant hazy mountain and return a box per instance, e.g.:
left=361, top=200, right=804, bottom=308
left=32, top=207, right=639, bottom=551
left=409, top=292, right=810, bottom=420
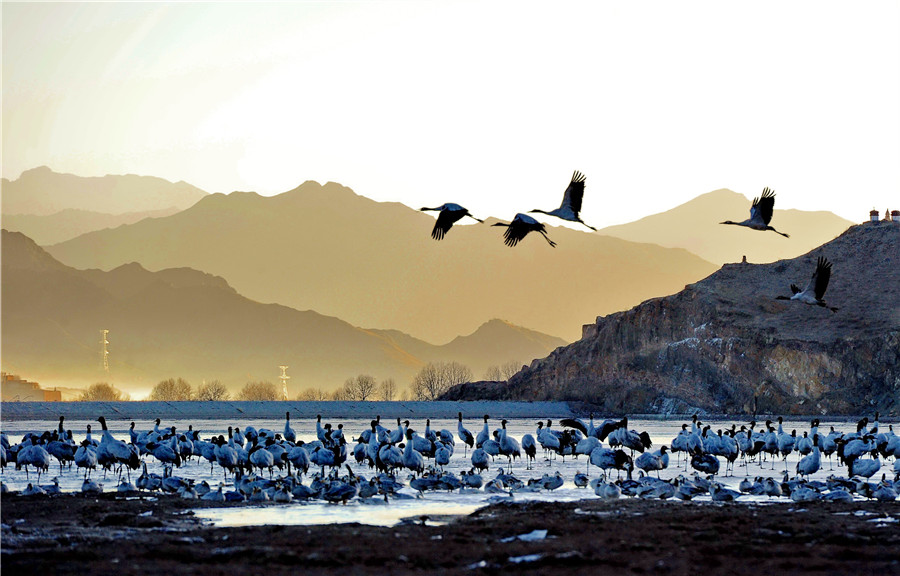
left=599, top=189, right=854, bottom=265
left=46, top=181, right=717, bottom=342
left=1, top=166, right=207, bottom=216
left=369, top=318, right=566, bottom=377
left=1, top=230, right=565, bottom=396
left=2, top=207, right=182, bottom=245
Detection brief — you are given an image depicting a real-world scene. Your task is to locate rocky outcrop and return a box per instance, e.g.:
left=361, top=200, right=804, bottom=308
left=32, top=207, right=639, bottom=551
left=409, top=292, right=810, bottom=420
left=442, top=223, right=900, bottom=415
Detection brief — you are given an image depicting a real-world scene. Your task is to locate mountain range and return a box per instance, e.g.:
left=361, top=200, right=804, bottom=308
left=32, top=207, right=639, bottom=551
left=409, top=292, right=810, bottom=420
left=2, top=207, right=183, bottom=245
left=44, top=180, right=720, bottom=342
left=5, top=168, right=855, bottom=343
left=1, top=166, right=207, bottom=216
left=1, top=230, right=566, bottom=396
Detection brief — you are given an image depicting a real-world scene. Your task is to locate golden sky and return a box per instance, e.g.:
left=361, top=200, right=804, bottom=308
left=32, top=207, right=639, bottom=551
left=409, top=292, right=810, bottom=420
left=3, top=1, right=898, bottom=226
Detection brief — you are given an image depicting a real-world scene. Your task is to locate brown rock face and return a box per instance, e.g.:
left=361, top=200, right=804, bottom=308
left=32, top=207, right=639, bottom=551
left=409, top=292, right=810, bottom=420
left=443, top=223, right=900, bottom=415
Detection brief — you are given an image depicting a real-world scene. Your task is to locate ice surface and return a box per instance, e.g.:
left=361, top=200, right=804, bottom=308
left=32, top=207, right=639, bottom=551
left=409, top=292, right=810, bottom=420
left=1, top=408, right=894, bottom=527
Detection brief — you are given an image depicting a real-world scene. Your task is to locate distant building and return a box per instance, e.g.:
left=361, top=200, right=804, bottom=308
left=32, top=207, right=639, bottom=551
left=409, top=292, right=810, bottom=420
left=869, top=209, right=880, bottom=223
left=0, top=372, right=62, bottom=402
left=892, top=210, right=900, bottom=223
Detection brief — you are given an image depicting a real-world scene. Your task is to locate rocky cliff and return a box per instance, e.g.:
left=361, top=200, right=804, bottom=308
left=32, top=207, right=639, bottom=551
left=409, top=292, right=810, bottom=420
left=442, top=223, right=900, bottom=415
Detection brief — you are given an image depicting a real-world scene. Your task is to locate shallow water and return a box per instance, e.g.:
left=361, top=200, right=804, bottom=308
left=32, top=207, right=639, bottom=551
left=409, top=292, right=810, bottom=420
left=2, top=415, right=893, bottom=526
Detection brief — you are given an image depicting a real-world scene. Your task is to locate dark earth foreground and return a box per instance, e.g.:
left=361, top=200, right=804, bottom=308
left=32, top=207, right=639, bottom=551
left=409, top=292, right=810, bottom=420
left=2, top=493, right=899, bottom=575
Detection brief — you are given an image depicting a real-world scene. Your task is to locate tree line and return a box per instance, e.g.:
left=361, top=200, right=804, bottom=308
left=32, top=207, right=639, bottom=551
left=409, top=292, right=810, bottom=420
left=76, top=359, right=521, bottom=401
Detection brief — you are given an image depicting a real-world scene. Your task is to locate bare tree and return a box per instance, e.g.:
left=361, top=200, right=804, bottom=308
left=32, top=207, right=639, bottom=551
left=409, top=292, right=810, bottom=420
left=331, top=386, right=350, bottom=401
left=237, top=380, right=279, bottom=401
left=196, top=380, right=230, bottom=401
left=149, top=377, right=193, bottom=401
left=411, top=361, right=473, bottom=400
left=500, top=360, right=522, bottom=380
left=483, top=360, right=522, bottom=381
left=342, top=374, right=377, bottom=401
left=483, top=365, right=502, bottom=381
left=378, top=378, right=397, bottom=401
left=297, top=387, right=330, bottom=401
left=79, top=382, right=128, bottom=401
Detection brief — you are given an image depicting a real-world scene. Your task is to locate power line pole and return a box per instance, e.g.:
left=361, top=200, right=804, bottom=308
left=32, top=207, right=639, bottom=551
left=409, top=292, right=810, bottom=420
left=100, top=330, right=110, bottom=373
left=279, top=365, right=290, bottom=401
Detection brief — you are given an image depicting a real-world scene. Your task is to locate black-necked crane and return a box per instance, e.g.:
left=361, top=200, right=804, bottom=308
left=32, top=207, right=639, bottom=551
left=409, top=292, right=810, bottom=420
left=283, top=412, right=296, bottom=443
left=529, top=170, right=596, bottom=231
left=796, top=434, right=821, bottom=479
left=402, top=429, right=425, bottom=476
left=214, top=432, right=238, bottom=477
left=475, top=415, right=490, bottom=449
left=470, top=447, right=489, bottom=473
left=74, top=440, right=98, bottom=479
left=457, top=412, right=474, bottom=457
left=498, top=419, right=521, bottom=472
left=420, top=203, right=483, bottom=240
left=492, top=213, right=557, bottom=247
left=720, top=187, right=789, bottom=237
left=776, top=256, right=839, bottom=312
left=521, top=433, right=537, bottom=470
left=96, top=416, right=140, bottom=480
left=635, top=446, right=669, bottom=478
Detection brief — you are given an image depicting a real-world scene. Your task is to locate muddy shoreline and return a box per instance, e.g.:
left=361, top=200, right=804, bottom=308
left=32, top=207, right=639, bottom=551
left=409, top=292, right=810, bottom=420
left=2, top=493, right=899, bottom=575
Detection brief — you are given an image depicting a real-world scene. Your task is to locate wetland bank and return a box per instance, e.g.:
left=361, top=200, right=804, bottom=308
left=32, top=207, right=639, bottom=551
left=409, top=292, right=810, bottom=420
left=3, top=492, right=899, bottom=576
left=2, top=405, right=899, bottom=575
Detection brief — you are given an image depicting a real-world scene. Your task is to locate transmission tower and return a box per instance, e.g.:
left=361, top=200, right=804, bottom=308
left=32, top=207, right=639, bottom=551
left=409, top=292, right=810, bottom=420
left=279, top=365, right=290, bottom=401
left=100, top=330, right=110, bottom=373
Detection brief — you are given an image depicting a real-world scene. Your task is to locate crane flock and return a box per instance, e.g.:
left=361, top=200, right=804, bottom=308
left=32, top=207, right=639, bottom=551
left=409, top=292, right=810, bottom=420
left=422, top=173, right=793, bottom=247
left=421, top=172, right=841, bottom=311
left=2, top=412, right=897, bottom=505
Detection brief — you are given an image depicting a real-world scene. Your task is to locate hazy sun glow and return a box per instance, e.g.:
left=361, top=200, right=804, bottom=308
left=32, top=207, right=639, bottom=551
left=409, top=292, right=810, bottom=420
left=3, top=1, right=898, bottom=226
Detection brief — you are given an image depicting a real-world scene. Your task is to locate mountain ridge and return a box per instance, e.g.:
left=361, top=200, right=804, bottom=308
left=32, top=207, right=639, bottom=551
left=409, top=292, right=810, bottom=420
left=1, top=230, right=565, bottom=396
left=1, top=207, right=184, bottom=245
left=1, top=166, right=207, bottom=216
left=45, top=180, right=718, bottom=342
left=442, top=222, right=900, bottom=415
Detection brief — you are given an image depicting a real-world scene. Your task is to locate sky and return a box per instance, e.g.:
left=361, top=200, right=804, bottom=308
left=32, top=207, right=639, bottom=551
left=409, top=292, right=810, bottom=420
left=3, top=1, right=898, bottom=227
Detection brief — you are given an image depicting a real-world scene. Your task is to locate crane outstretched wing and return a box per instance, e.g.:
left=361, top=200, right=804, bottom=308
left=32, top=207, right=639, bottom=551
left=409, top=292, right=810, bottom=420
left=432, top=209, right=458, bottom=240
left=559, top=418, right=588, bottom=436
left=561, top=170, right=587, bottom=215
left=812, top=257, right=832, bottom=300
left=756, top=187, right=776, bottom=225
left=502, top=225, right=526, bottom=247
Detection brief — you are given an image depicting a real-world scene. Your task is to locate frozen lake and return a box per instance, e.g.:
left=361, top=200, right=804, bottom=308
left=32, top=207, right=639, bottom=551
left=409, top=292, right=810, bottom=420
left=2, top=408, right=894, bottom=527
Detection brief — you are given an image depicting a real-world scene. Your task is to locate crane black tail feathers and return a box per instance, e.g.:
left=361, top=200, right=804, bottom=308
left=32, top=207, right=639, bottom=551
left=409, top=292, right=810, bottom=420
left=640, top=432, right=653, bottom=450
